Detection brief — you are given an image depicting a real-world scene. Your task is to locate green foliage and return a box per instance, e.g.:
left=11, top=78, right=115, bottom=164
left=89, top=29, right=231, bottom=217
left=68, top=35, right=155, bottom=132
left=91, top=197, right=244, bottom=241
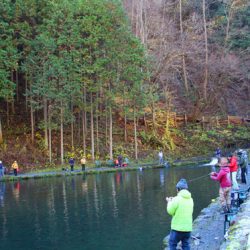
left=35, top=132, right=47, bottom=152
left=233, top=127, right=250, bottom=140
left=0, top=0, right=18, bottom=101
left=113, top=145, right=129, bottom=159
left=228, top=5, right=250, bottom=50
left=139, top=131, right=163, bottom=148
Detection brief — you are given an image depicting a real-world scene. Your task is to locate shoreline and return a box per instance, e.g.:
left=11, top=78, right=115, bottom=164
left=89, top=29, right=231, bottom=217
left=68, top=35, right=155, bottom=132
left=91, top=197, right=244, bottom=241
left=0, top=158, right=210, bottom=183
left=0, top=164, right=164, bottom=183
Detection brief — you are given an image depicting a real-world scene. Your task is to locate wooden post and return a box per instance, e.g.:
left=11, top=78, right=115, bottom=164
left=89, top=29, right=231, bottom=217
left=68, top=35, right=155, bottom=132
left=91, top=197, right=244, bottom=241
left=184, top=113, right=187, bottom=126
left=202, top=116, right=205, bottom=129
left=227, top=116, right=230, bottom=126
left=216, top=116, right=219, bottom=126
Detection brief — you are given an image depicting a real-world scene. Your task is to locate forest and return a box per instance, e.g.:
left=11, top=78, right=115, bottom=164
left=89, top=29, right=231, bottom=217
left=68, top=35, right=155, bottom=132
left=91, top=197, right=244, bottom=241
left=0, top=0, right=249, bottom=168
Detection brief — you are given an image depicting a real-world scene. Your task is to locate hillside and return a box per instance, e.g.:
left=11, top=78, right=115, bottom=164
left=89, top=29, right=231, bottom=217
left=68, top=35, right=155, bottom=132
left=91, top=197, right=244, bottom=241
left=0, top=0, right=249, bottom=168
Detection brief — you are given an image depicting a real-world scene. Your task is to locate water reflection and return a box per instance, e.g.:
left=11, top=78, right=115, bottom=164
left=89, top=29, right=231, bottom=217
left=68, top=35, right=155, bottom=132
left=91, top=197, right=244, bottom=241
left=82, top=176, right=88, bottom=193
left=12, top=182, right=20, bottom=201
left=93, top=178, right=100, bottom=220
left=0, top=182, right=5, bottom=207
left=136, top=172, right=143, bottom=216
left=62, top=181, right=70, bottom=234
left=111, top=177, right=118, bottom=218
left=115, top=172, right=123, bottom=186
left=34, top=205, right=42, bottom=242
left=160, top=169, right=165, bottom=187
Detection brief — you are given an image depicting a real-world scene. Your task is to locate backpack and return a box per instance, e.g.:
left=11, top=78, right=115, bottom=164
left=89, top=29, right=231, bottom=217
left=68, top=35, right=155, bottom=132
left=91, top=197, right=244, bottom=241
left=238, top=154, right=246, bottom=168
left=237, top=153, right=243, bottom=166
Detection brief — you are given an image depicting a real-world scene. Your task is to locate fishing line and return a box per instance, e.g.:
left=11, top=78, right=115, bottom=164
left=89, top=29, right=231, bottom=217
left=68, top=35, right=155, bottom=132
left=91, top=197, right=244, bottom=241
left=187, top=173, right=210, bottom=183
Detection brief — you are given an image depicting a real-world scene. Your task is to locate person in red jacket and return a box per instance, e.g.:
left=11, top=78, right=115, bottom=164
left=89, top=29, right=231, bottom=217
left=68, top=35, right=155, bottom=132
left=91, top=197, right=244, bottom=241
left=210, top=157, right=232, bottom=213
left=228, top=153, right=239, bottom=190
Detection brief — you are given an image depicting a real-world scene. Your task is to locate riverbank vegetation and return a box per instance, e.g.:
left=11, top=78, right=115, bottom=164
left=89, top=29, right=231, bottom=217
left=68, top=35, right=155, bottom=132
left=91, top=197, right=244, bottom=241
left=0, top=0, right=249, bottom=170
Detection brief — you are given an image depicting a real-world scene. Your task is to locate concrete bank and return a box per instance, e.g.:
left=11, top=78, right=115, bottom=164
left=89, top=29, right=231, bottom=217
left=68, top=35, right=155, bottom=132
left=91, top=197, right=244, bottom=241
left=192, top=168, right=250, bottom=250
left=220, top=194, right=250, bottom=250
left=163, top=199, right=225, bottom=250
left=163, top=194, right=250, bottom=250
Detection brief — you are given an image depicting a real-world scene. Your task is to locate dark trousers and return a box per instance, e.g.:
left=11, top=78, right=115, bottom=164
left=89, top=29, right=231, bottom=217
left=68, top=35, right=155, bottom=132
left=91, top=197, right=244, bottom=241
left=169, top=230, right=191, bottom=250
left=81, top=164, right=85, bottom=171
left=14, top=169, right=17, bottom=176
left=241, top=167, right=247, bottom=184
left=70, top=165, right=74, bottom=171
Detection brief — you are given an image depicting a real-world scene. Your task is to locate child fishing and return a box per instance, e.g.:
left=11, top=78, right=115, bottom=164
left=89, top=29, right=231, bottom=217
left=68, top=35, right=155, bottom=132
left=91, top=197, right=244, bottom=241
left=210, top=157, right=232, bottom=213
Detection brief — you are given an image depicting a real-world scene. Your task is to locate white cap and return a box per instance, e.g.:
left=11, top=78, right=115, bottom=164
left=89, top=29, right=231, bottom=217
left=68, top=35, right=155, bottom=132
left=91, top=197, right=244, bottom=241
left=0, top=161, right=2, bottom=164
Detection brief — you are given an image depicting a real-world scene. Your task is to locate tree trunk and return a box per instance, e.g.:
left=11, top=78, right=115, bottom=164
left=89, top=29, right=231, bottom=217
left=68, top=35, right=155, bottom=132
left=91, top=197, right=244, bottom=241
left=82, top=110, right=86, bottom=156
left=131, top=0, right=134, bottom=26
left=96, top=106, right=99, bottom=156
left=6, top=101, right=9, bottom=127
left=11, top=72, right=15, bottom=116
left=16, top=68, right=19, bottom=102
left=225, top=1, right=235, bottom=44
left=124, top=112, right=127, bottom=143
left=134, top=109, right=138, bottom=160
left=109, top=106, right=113, bottom=160
left=60, top=102, right=64, bottom=164
left=139, top=0, right=145, bottom=44
left=123, top=91, right=127, bottom=143
left=71, top=101, right=74, bottom=150
left=90, top=93, right=95, bottom=161
left=105, top=105, right=108, bottom=147
left=152, top=100, right=156, bottom=131
left=203, top=0, right=208, bottom=100
left=78, top=112, right=81, bottom=144
left=179, top=0, right=189, bottom=94
left=31, top=104, right=34, bottom=144
left=84, top=84, right=87, bottom=135
left=44, top=98, right=48, bottom=149
left=11, top=100, right=15, bottom=116
left=48, top=105, right=52, bottom=163
left=25, top=74, right=28, bottom=112
left=0, top=115, right=3, bottom=144
left=82, top=90, right=86, bottom=156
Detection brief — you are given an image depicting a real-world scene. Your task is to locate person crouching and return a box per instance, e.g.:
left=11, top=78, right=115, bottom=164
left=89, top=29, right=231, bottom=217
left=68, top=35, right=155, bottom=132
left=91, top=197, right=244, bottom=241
left=210, top=157, right=232, bottom=213
left=166, top=179, right=194, bottom=250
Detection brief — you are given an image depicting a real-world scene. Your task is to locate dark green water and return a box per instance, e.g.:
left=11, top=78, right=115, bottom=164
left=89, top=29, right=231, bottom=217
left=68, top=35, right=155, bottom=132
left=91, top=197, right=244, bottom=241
left=0, top=166, right=218, bottom=250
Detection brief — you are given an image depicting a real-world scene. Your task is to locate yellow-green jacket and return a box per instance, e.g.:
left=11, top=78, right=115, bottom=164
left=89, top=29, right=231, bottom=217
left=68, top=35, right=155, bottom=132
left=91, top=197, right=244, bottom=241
left=167, top=189, right=194, bottom=232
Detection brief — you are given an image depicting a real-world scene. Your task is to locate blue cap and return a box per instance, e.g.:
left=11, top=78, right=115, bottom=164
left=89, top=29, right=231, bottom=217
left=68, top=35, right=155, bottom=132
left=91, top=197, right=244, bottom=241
left=176, top=179, right=188, bottom=190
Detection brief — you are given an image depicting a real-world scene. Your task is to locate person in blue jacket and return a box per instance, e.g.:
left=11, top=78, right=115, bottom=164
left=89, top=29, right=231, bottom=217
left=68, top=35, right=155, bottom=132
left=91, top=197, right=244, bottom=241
left=69, top=158, right=75, bottom=171
left=0, top=161, right=4, bottom=178
left=215, top=148, right=221, bottom=158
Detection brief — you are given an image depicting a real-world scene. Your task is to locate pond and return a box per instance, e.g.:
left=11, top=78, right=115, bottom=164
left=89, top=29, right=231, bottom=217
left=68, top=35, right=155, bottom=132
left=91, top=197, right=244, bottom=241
left=0, top=165, right=218, bottom=250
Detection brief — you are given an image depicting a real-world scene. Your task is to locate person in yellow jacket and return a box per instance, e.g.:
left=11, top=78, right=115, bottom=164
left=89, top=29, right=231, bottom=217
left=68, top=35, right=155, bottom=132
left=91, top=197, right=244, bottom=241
left=80, top=157, right=86, bottom=171
left=12, top=161, right=19, bottom=176
left=166, top=178, right=194, bottom=250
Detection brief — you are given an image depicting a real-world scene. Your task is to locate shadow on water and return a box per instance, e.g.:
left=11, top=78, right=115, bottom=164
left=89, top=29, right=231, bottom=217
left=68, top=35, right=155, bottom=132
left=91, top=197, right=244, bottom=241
left=0, top=165, right=218, bottom=250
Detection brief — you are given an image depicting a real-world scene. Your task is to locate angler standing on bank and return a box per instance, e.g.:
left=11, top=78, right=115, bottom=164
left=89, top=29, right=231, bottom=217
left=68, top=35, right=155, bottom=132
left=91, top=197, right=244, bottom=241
left=166, top=179, right=194, bottom=250
left=228, top=153, right=239, bottom=190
